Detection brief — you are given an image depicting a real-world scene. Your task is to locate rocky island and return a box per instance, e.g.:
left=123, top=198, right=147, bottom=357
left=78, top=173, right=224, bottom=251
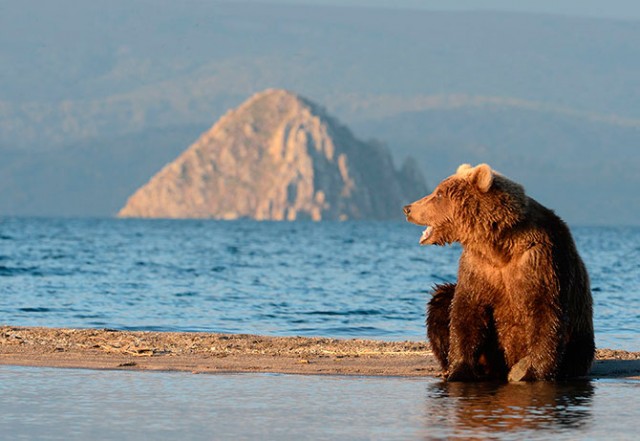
left=118, top=89, right=426, bottom=220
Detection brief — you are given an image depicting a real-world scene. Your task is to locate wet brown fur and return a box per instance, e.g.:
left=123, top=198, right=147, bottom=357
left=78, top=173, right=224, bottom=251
left=406, top=164, right=595, bottom=381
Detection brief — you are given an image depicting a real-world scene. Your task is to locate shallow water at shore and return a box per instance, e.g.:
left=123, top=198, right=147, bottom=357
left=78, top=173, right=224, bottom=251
left=1, top=366, right=639, bottom=440
left=1, top=218, right=639, bottom=350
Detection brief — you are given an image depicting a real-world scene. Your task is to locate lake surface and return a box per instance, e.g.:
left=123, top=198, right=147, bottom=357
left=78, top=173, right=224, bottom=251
left=1, top=218, right=639, bottom=350
left=2, top=218, right=640, bottom=440
left=1, top=366, right=639, bottom=441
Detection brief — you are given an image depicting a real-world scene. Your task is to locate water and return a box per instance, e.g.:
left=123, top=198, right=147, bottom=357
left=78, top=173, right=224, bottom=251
left=1, top=366, right=639, bottom=440
left=2, top=218, right=639, bottom=440
left=1, top=218, right=639, bottom=350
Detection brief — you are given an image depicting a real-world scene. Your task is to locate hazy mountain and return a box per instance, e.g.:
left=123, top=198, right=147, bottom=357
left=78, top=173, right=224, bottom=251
left=3, top=2, right=640, bottom=148
left=118, top=89, right=426, bottom=220
left=1, top=99, right=638, bottom=223
left=353, top=106, right=640, bottom=226
left=0, top=125, right=204, bottom=216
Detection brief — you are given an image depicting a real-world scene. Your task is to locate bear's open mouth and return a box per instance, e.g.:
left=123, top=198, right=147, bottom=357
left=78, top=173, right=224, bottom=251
left=419, top=226, right=433, bottom=245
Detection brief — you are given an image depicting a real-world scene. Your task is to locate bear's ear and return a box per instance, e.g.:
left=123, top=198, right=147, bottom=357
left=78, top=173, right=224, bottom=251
left=456, top=163, right=473, bottom=174
left=470, top=163, right=494, bottom=193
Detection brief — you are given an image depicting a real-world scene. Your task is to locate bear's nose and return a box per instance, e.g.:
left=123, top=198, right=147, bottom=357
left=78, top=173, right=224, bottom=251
left=403, top=205, right=411, bottom=216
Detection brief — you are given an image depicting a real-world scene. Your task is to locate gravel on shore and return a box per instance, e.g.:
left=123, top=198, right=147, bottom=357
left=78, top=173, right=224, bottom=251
left=1, top=326, right=638, bottom=379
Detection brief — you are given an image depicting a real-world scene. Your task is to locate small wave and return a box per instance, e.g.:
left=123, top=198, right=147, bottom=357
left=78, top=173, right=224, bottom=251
left=302, top=309, right=385, bottom=316
left=73, top=314, right=106, bottom=319
left=18, top=307, right=51, bottom=313
left=43, top=253, right=67, bottom=260
left=0, top=265, right=42, bottom=277
left=323, top=326, right=393, bottom=335
left=175, top=291, right=198, bottom=297
left=286, top=326, right=398, bottom=337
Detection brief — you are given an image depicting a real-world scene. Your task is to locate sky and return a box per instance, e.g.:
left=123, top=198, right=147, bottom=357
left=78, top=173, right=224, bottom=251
left=247, top=0, right=640, bottom=20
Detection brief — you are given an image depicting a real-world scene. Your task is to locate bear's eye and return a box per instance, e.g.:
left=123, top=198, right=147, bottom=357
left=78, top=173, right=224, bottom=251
left=436, top=191, right=443, bottom=199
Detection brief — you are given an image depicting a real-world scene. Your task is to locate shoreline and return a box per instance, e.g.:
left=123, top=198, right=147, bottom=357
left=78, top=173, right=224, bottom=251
left=1, top=326, right=639, bottom=379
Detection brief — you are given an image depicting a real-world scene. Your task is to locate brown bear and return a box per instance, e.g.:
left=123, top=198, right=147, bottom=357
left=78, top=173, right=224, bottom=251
left=403, top=163, right=594, bottom=381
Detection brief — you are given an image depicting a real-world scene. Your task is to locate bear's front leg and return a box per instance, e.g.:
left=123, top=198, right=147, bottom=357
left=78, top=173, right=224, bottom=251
left=505, top=310, right=562, bottom=382
left=504, top=273, right=564, bottom=381
left=506, top=319, right=560, bottom=382
left=447, top=291, right=494, bottom=382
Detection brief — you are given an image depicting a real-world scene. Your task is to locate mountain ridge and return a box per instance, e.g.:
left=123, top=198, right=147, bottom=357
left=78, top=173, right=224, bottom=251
left=4, top=4, right=640, bottom=150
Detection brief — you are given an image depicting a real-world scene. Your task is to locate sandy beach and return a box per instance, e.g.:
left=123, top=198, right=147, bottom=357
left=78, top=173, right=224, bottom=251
left=1, top=326, right=639, bottom=379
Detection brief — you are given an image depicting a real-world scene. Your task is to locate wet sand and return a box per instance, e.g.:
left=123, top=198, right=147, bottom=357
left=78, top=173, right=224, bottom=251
left=1, top=326, right=639, bottom=379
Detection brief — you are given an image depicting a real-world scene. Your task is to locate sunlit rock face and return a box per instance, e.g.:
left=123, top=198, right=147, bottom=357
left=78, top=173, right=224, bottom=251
left=118, top=89, right=427, bottom=220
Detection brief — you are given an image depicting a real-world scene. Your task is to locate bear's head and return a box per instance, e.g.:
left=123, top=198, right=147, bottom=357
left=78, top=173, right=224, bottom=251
left=403, top=163, right=527, bottom=246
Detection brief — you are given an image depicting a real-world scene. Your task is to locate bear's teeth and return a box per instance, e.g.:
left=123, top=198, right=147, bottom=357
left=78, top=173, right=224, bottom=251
left=420, top=226, right=433, bottom=244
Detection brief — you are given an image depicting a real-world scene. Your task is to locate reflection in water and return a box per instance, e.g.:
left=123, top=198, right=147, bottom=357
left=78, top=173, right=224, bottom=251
left=425, top=380, right=594, bottom=437
left=4, top=366, right=638, bottom=440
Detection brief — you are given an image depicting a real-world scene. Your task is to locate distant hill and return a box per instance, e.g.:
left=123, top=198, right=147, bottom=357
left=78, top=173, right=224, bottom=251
left=1, top=100, right=639, bottom=224
left=354, top=106, right=640, bottom=226
left=0, top=125, right=204, bottom=216
left=1, top=2, right=639, bottom=224
left=3, top=3, right=640, bottom=148
left=1, top=100, right=638, bottom=224
left=118, top=89, right=427, bottom=220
